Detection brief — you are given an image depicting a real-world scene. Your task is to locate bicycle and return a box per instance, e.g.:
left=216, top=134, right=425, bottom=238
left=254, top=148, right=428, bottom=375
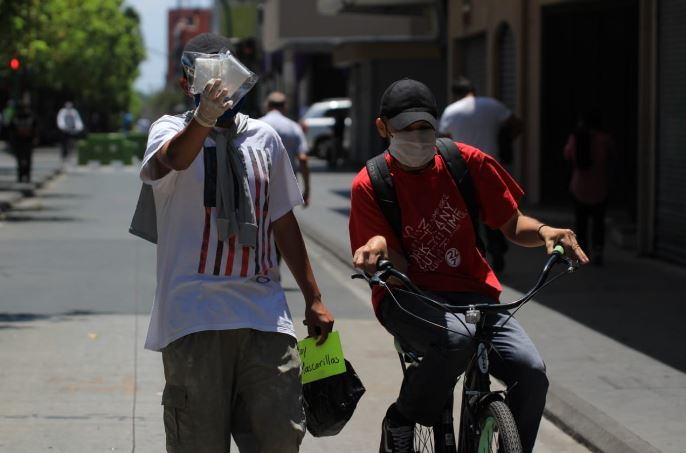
left=352, top=245, right=578, bottom=453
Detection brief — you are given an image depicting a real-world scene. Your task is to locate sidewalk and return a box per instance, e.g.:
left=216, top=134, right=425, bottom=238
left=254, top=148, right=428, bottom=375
left=0, top=144, right=63, bottom=210
left=0, top=164, right=587, bottom=452
left=295, top=160, right=685, bottom=453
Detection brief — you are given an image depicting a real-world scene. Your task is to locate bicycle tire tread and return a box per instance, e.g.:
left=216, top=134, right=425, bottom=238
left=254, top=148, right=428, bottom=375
left=481, top=400, right=522, bottom=453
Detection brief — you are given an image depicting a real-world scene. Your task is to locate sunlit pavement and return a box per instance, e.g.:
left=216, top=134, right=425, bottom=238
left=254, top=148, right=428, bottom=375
left=0, top=163, right=598, bottom=452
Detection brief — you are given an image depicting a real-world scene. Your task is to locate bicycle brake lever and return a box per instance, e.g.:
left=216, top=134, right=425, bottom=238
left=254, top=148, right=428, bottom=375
left=351, top=273, right=367, bottom=280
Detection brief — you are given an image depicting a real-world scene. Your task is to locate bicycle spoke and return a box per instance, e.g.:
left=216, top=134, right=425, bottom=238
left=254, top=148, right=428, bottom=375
left=414, top=425, right=434, bottom=452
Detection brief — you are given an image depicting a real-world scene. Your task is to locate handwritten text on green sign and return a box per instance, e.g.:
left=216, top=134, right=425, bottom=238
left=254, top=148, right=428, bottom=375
left=298, top=331, right=346, bottom=384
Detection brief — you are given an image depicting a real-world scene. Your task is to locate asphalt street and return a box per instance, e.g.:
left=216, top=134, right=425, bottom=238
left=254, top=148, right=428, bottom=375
left=0, top=164, right=588, bottom=452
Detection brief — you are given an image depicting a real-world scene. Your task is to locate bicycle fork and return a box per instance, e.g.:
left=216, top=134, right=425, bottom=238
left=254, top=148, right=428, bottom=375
left=458, top=340, right=496, bottom=453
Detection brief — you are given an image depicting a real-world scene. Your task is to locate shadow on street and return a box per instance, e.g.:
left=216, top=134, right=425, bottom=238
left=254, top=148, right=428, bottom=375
left=499, top=235, right=685, bottom=374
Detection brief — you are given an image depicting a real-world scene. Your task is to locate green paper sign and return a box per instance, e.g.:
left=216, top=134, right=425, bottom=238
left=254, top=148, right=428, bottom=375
left=298, top=331, right=347, bottom=384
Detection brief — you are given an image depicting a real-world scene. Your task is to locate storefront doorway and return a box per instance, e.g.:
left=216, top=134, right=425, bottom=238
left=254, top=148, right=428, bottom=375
left=540, top=0, right=638, bottom=223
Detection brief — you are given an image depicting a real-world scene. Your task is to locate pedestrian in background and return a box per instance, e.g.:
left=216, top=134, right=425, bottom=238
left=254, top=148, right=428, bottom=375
left=259, top=91, right=311, bottom=206
left=136, top=116, right=151, bottom=134
left=438, top=77, right=523, bottom=272
left=563, top=111, right=614, bottom=266
left=138, top=33, right=333, bottom=452
left=328, top=108, right=347, bottom=169
left=8, top=100, right=37, bottom=183
left=56, top=101, right=84, bottom=161
left=2, top=100, right=15, bottom=128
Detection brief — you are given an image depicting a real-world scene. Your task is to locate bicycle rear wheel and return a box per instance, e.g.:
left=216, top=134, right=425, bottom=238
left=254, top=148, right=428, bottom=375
left=413, top=410, right=457, bottom=453
left=477, top=400, right=522, bottom=453
left=413, top=424, right=435, bottom=452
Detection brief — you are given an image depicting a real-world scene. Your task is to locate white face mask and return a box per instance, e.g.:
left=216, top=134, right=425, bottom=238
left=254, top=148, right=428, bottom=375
left=388, top=129, right=437, bottom=168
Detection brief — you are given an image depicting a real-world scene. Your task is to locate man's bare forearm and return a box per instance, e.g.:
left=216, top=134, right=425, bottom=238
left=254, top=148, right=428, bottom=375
left=500, top=209, right=590, bottom=263
left=500, top=211, right=546, bottom=247
left=156, top=119, right=212, bottom=174
left=272, top=211, right=320, bottom=302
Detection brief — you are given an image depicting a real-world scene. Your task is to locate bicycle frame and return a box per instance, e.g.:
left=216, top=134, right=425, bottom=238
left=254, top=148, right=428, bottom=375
left=354, top=245, right=578, bottom=453
left=458, top=316, right=505, bottom=453
left=394, top=313, right=509, bottom=453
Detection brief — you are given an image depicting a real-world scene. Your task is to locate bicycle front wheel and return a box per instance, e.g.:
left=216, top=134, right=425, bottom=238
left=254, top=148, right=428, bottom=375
left=477, top=400, right=522, bottom=453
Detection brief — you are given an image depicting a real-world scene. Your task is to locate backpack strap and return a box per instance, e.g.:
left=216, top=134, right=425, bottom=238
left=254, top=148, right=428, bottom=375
left=366, top=151, right=403, bottom=245
left=435, top=138, right=486, bottom=255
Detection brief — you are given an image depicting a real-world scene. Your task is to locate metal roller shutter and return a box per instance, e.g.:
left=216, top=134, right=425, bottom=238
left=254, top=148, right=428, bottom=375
left=655, top=0, right=686, bottom=263
left=497, top=24, right=516, bottom=110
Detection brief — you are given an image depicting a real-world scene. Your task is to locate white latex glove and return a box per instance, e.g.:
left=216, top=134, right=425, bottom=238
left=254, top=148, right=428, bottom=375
left=194, top=78, right=233, bottom=127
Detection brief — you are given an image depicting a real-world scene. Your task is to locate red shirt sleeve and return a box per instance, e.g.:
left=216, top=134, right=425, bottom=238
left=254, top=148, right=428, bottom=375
left=460, top=143, right=524, bottom=230
left=348, top=168, right=404, bottom=257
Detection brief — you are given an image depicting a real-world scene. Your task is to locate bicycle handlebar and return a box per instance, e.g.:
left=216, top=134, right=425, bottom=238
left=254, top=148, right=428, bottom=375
left=351, top=245, right=578, bottom=315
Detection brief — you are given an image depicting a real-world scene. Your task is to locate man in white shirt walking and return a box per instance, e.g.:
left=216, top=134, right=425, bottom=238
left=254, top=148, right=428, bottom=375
left=259, top=91, right=310, bottom=206
left=439, top=77, right=522, bottom=272
left=139, top=33, right=334, bottom=453
left=56, top=101, right=84, bottom=161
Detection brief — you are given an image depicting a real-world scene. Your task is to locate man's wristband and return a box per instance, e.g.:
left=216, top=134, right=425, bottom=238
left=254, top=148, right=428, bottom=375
left=537, top=224, right=549, bottom=241
left=193, top=109, right=215, bottom=128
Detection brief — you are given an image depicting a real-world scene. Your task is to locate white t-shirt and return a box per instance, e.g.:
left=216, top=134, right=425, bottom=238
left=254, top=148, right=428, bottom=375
left=56, top=106, right=84, bottom=133
left=258, top=110, right=307, bottom=173
left=140, top=114, right=304, bottom=351
left=438, top=96, right=511, bottom=159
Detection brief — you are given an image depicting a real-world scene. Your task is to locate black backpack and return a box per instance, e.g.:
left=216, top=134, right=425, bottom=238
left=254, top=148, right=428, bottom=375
left=365, top=138, right=485, bottom=255
left=64, top=111, right=76, bottom=131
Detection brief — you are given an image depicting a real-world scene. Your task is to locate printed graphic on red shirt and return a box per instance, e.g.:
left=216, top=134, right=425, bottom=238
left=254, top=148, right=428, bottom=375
left=404, top=193, right=469, bottom=271
left=445, top=248, right=461, bottom=268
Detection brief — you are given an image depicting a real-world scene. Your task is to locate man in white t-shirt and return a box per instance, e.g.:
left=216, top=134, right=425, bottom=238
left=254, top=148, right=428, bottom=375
left=438, top=77, right=521, bottom=162
left=259, top=91, right=310, bottom=206
left=56, top=101, right=84, bottom=160
left=438, top=77, right=522, bottom=272
left=140, top=33, right=334, bottom=453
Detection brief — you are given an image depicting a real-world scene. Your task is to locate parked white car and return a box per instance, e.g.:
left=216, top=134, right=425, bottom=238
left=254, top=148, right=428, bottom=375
left=300, top=98, right=351, bottom=164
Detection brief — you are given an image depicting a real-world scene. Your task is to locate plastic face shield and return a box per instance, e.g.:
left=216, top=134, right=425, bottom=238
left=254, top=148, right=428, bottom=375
left=182, top=51, right=258, bottom=104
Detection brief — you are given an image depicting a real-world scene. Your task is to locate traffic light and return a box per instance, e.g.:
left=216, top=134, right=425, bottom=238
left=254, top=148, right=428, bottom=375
left=9, top=57, right=20, bottom=71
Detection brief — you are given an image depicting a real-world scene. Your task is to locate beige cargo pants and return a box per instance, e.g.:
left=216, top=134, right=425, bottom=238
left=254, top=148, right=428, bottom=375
left=161, top=329, right=305, bottom=453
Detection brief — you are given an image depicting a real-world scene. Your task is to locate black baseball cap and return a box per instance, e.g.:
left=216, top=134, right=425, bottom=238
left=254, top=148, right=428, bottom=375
left=379, top=78, right=438, bottom=130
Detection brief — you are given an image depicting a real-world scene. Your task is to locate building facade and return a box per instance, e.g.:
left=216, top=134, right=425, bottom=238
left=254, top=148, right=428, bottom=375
left=260, top=0, right=445, bottom=160
left=166, top=8, right=213, bottom=87
left=447, top=0, right=685, bottom=264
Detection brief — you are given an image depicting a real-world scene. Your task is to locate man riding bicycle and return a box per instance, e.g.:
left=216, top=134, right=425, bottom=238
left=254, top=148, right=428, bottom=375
left=348, top=78, right=589, bottom=453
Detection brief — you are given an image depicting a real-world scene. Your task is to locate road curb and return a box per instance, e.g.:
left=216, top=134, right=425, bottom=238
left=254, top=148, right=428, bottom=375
left=0, top=191, right=22, bottom=212
left=544, top=383, right=661, bottom=453
left=0, top=166, right=63, bottom=212
left=298, top=216, right=659, bottom=453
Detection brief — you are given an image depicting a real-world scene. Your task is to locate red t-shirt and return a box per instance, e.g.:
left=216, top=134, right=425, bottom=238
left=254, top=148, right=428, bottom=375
left=349, top=143, right=524, bottom=314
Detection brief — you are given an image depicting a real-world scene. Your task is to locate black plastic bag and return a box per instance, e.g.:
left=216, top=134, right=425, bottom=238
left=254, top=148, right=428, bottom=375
left=302, top=359, right=366, bottom=437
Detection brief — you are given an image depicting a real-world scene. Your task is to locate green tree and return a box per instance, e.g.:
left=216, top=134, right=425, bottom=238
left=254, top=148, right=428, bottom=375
left=0, top=0, right=145, bottom=129
left=142, top=86, right=191, bottom=122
